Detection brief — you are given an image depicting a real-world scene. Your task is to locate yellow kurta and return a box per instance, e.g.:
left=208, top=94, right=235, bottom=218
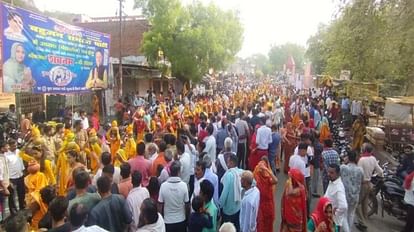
left=55, top=152, right=69, bottom=196
left=43, top=160, right=56, bottom=186
left=114, top=149, right=128, bottom=167
left=18, top=151, right=56, bottom=186
left=87, top=142, right=102, bottom=173
left=125, top=137, right=137, bottom=160
left=25, top=171, right=48, bottom=230
left=19, top=150, right=34, bottom=163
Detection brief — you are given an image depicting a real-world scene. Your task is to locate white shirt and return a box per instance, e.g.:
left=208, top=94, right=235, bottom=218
left=203, top=136, right=217, bottom=163
left=240, top=186, right=260, bottom=232
left=294, top=146, right=314, bottom=177
left=158, top=176, right=189, bottom=224
left=351, top=100, right=362, bottom=116
left=92, top=166, right=121, bottom=185
left=256, top=125, right=272, bottom=150
left=0, top=154, right=9, bottom=187
left=158, top=167, right=170, bottom=184
left=325, top=177, right=348, bottom=226
left=149, top=153, right=158, bottom=163
left=179, top=152, right=192, bottom=185
left=326, top=97, right=332, bottom=110
left=289, top=154, right=307, bottom=177
left=404, top=179, right=414, bottom=206
left=73, top=225, right=108, bottom=232
left=192, top=177, right=205, bottom=200
left=137, top=213, right=166, bottom=232
left=127, top=186, right=150, bottom=231
left=185, top=144, right=197, bottom=175
left=81, top=117, right=89, bottom=130
left=357, top=155, right=383, bottom=181
left=5, top=149, right=24, bottom=179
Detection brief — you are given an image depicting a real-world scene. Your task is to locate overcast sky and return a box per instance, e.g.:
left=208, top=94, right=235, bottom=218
left=34, top=0, right=336, bottom=58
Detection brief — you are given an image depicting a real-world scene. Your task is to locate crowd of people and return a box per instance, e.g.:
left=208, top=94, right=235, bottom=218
left=0, top=78, right=413, bottom=232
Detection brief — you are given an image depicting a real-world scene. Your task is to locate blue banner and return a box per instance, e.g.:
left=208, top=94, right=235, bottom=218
left=1, top=3, right=111, bottom=93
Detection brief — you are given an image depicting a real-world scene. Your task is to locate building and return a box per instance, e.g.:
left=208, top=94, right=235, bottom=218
left=76, top=16, right=176, bottom=97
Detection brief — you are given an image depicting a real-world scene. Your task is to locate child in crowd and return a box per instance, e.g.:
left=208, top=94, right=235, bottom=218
left=188, top=196, right=213, bottom=232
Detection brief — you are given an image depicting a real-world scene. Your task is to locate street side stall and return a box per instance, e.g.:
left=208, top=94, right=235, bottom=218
left=381, top=96, right=414, bottom=153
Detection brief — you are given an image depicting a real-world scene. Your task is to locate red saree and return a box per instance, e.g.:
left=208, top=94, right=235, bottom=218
left=280, top=168, right=307, bottom=232
left=248, top=126, right=263, bottom=171
left=254, top=160, right=275, bottom=232
left=310, top=197, right=335, bottom=232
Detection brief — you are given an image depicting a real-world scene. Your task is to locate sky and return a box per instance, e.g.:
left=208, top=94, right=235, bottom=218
left=34, top=0, right=337, bottom=58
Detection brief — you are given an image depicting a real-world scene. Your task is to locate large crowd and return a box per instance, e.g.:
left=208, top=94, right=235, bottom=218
left=0, top=78, right=413, bottom=232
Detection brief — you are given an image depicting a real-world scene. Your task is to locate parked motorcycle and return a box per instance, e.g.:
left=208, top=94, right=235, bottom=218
left=368, top=162, right=407, bottom=221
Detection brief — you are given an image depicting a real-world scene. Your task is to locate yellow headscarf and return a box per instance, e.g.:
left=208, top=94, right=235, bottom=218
left=115, top=149, right=128, bottom=167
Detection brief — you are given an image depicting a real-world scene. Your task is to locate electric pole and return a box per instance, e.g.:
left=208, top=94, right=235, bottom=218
left=118, top=0, right=123, bottom=97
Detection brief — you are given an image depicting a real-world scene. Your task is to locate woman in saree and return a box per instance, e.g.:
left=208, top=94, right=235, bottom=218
left=292, top=111, right=301, bottom=128
left=3, top=42, right=36, bottom=92
left=85, top=129, right=102, bottom=173
left=296, top=120, right=306, bottom=136
left=248, top=124, right=261, bottom=171
left=107, top=120, right=121, bottom=162
left=30, top=142, right=56, bottom=186
left=124, top=124, right=136, bottom=160
left=352, top=115, right=366, bottom=151
left=254, top=156, right=278, bottom=232
left=114, top=148, right=128, bottom=167
left=319, top=118, right=331, bottom=144
left=307, top=197, right=338, bottom=232
left=280, top=168, right=307, bottom=232
left=25, top=160, right=49, bottom=230
left=283, top=122, right=298, bottom=174
left=317, top=116, right=329, bottom=132
left=55, top=133, right=76, bottom=195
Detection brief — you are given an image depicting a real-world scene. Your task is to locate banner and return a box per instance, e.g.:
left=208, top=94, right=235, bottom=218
left=1, top=3, right=110, bottom=93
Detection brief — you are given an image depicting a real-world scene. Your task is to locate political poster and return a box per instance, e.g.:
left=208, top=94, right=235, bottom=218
left=0, top=3, right=110, bottom=93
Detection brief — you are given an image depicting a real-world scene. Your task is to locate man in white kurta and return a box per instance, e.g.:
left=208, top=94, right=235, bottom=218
left=325, top=164, right=348, bottom=230
left=240, top=171, right=260, bottom=232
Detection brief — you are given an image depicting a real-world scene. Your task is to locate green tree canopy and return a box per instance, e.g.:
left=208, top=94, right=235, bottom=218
left=135, top=0, right=243, bottom=82
left=245, top=53, right=272, bottom=76
left=306, top=0, right=414, bottom=95
left=268, top=43, right=305, bottom=73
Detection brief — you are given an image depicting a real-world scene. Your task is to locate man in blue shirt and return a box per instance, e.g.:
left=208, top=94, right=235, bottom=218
left=216, top=120, right=229, bottom=154
left=341, top=96, right=350, bottom=112
left=322, top=139, right=340, bottom=193
left=219, top=154, right=243, bottom=232
left=268, top=125, right=281, bottom=174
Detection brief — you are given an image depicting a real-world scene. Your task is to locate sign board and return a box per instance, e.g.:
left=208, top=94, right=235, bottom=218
left=0, top=3, right=111, bottom=93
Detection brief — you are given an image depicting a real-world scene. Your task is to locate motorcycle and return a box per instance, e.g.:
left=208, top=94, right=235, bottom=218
left=368, top=162, right=407, bottom=221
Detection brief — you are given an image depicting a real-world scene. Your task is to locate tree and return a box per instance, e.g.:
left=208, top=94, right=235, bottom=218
left=306, top=0, right=414, bottom=95
left=268, top=43, right=305, bottom=73
left=245, top=54, right=272, bottom=76
left=2, top=0, right=38, bottom=12
left=305, top=24, right=329, bottom=75
left=135, top=0, right=243, bottom=82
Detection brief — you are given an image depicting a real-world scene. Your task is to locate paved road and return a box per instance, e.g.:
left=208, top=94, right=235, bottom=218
left=273, top=170, right=405, bottom=232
